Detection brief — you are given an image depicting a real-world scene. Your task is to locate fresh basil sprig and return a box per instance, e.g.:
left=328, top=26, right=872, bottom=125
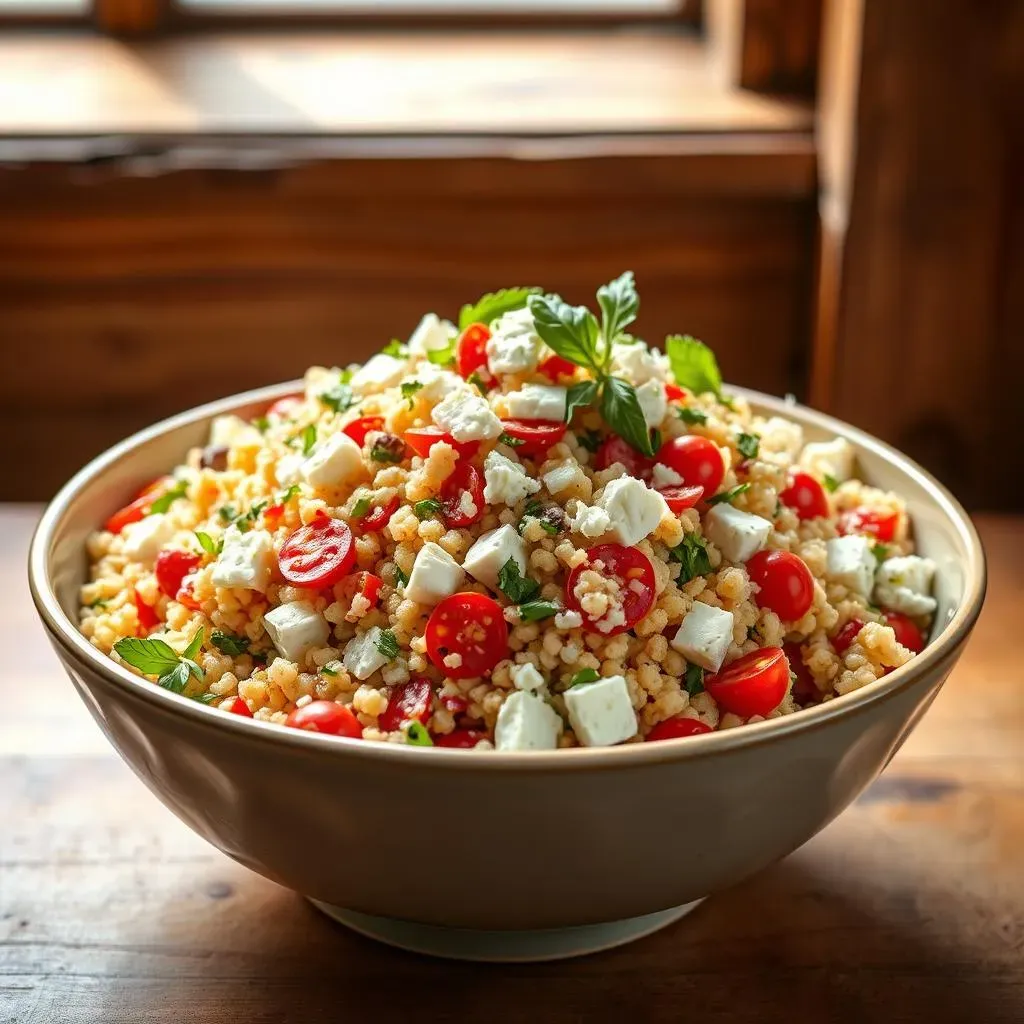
left=114, top=627, right=205, bottom=695
left=459, top=287, right=542, bottom=330
left=666, top=335, right=723, bottom=400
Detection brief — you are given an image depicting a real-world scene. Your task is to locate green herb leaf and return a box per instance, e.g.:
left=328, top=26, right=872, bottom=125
left=252, top=416, right=271, bottom=433
left=426, top=338, right=457, bottom=367
left=300, top=424, right=317, bottom=456
left=374, top=628, right=400, bottom=661
left=211, top=631, right=250, bottom=656
left=518, top=600, right=560, bottom=622
left=600, top=377, right=654, bottom=457
left=497, top=431, right=525, bottom=448
left=677, top=407, right=708, bottom=426
left=277, top=483, right=301, bottom=505
left=321, top=665, right=339, bottom=677
left=370, top=443, right=403, bottom=464
left=668, top=534, right=713, bottom=583
left=569, top=668, right=601, bottom=688
left=527, top=294, right=602, bottom=372
left=218, top=505, right=237, bottom=524
left=319, top=382, right=356, bottom=415
left=401, top=380, right=424, bottom=408
left=113, top=636, right=181, bottom=676
left=406, top=721, right=434, bottom=746
left=413, top=498, right=443, bottom=520
left=665, top=335, right=723, bottom=400
left=565, top=380, right=600, bottom=423
left=467, top=371, right=489, bottom=395
left=497, top=557, right=540, bottom=603
left=596, top=271, right=639, bottom=347
left=459, top=287, right=542, bottom=331
left=381, top=339, right=408, bottom=358
left=158, top=661, right=192, bottom=694
left=350, top=495, right=371, bottom=519
left=87, top=598, right=109, bottom=610
left=706, top=483, right=751, bottom=506
left=577, top=429, right=602, bottom=453
left=823, top=473, right=840, bottom=493
left=395, top=565, right=410, bottom=587
left=148, top=480, right=188, bottom=516
left=683, top=663, right=705, bottom=697
left=190, top=691, right=219, bottom=705
left=737, top=433, right=760, bottom=460
left=650, top=428, right=662, bottom=452
left=195, top=531, right=218, bottom=555
left=871, top=543, right=889, bottom=565
left=183, top=627, right=204, bottom=661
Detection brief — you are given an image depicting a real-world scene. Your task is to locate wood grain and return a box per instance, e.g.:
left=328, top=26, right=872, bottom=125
left=3, top=507, right=1023, bottom=1023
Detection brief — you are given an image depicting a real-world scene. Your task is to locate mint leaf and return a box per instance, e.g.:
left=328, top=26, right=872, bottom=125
left=405, top=721, right=434, bottom=746
left=569, top=668, right=600, bottom=688
left=414, top=498, right=443, bottom=520
left=183, top=627, right=204, bottom=661
left=194, top=531, right=218, bottom=555
left=114, top=636, right=180, bottom=676
left=596, top=271, right=639, bottom=347
left=497, top=557, right=540, bottom=603
left=706, top=483, right=750, bottom=506
left=401, top=380, right=424, bottom=408
left=381, top=339, right=408, bottom=358
left=683, top=663, right=705, bottom=697
left=668, top=534, right=712, bottom=583
left=823, top=473, right=840, bottom=493
left=737, top=433, right=760, bottom=459
left=374, top=628, right=400, bottom=661
left=459, top=287, right=542, bottom=331
left=600, top=377, right=654, bottom=457
left=318, top=382, right=355, bottom=414
left=518, top=600, right=560, bottom=622
left=565, top=380, right=600, bottom=423
left=211, top=631, right=250, bottom=656
left=665, top=335, right=723, bottom=400
left=527, top=294, right=602, bottom=372
left=677, top=407, right=707, bottom=426
left=148, top=480, right=188, bottom=516
left=158, top=661, right=192, bottom=694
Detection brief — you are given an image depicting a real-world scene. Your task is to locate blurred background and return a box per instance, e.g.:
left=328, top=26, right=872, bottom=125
left=1, top=0, right=1021, bottom=508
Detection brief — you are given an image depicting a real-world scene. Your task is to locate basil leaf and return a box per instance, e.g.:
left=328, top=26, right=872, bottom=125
left=319, top=382, right=355, bottom=414
left=706, top=483, right=751, bottom=506
left=459, top=287, right=542, bottom=331
left=823, top=474, right=840, bottom=493
left=498, top=432, right=525, bottom=448
left=211, top=630, right=250, bottom=656
left=737, top=433, right=760, bottom=459
left=683, top=663, right=705, bottom=697
left=665, top=335, right=723, bottom=399
left=406, top=721, right=434, bottom=746
left=677, top=407, right=707, bottom=426
left=496, top=557, right=540, bottom=603
left=191, top=691, right=219, bottom=705
left=148, top=480, right=188, bottom=516
left=181, top=658, right=204, bottom=684
left=414, top=498, right=443, bottom=520
left=518, top=600, right=560, bottom=622
left=195, top=531, right=218, bottom=555
left=569, top=668, right=600, bottom=688
left=577, top=429, right=602, bottom=453
left=401, top=381, right=424, bottom=408
left=668, top=535, right=712, bottom=583
left=381, top=339, right=408, bottom=357
left=564, top=380, right=600, bottom=424
left=183, top=627, right=204, bottom=662
left=158, top=661, right=192, bottom=695
left=596, top=270, right=639, bottom=347
left=113, top=636, right=181, bottom=676
left=600, top=377, right=654, bottom=457
left=394, top=565, right=410, bottom=587
left=374, top=628, right=400, bottom=661
left=527, top=294, right=602, bottom=372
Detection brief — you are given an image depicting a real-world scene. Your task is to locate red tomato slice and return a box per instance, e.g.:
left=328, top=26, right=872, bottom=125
left=441, top=462, right=485, bottom=527
left=538, top=355, right=576, bottom=382
left=339, top=570, right=383, bottom=610
left=268, top=395, right=302, bottom=419
left=104, top=478, right=166, bottom=534
left=664, top=384, right=688, bottom=401
left=647, top=716, right=713, bottom=741
left=435, top=729, right=487, bottom=748
left=564, top=544, right=656, bottom=636
left=360, top=495, right=400, bottom=533
left=133, top=588, right=160, bottom=633
left=379, top=678, right=434, bottom=732
left=263, top=504, right=285, bottom=530
left=747, top=549, right=815, bottom=622
left=155, top=549, right=201, bottom=598
left=833, top=618, right=865, bottom=655
left=656, top=435, right=725, bottom=495
left=440, top=694, right=469, bottom=714
left=838, top=507, right=899, bottom=542
left=783, top=642, right=819, bottom=703
left=499, top=419, right=567, bottom=457
left=455, top=323, right=491, bottom=379
left=175, top=577, right=203, bottom=611
left=884, top=611, right=926, bottom=654
left=224, top=696, right=253, bottom=717
left=705, top=647, right=789, bottom=718
left=285, top=700, right=362, bottom=737
left=779, top=472, right=829, bottom=520
left=426, top=593, right=508, bottom=678
left=657, top=484, right=704, bottom=513
left=594, top=435, right=654, bottom=481
left=279, top=515, right=355, bottom=588
left=343, top=416, right=385, bottom=448
left=403, top=426, right=481, bottom=461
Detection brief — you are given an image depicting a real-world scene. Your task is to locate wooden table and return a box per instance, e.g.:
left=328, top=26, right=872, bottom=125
left=4, top=507, right=1022, bottom=1023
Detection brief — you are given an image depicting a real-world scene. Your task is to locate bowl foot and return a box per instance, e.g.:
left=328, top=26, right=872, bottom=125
left=308, top=899, right=703, bottom=962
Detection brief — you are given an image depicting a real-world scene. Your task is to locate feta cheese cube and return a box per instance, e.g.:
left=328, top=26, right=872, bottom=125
left=300, top=431, right=363, bottom=490
left=407, top=312, right=455, bottom=357
left=554, top=609, right=583, bottom=630
left=597, top=477, right=669, bottom=547
left=704, top=504, right=772, bottom=563
left=122, top=513, right=175, bottom=565
left=510, top=662, right=547, bottom=693
left=274, top=452, right=305, bottom=488
left=636, top=379, right=667, bottom=429
left=209, top=414, right=263, bottom=449
left=570, top=503, right=611, bottom=538
left=211, top=525, right=275, bottom=592
left=432, top=389, right=503, bottom=442
left=651, top=462, right=684, bottom=489
left=264, top=601, right=330, bottom=663
left=486, top=307, right=542, bottom=375
left=406, top=363, right=463, bottom=404
left=874, top=555, right=938, bottom=616
left=462, top=524, right=526, bottom=590
left=342, top=627, right=389, bottom=681
left=483, top=450, right=541, bottom=506
left=350, top=353, right=407, bottom=394
left=759, top=416, right=804, bottom=462
left=800, top=437, right=855, bottom=483
left=826, top=535, right=876, bottom=596
left=505, top=384, right=567, bottom=422
left=670, top=602, right=735, bottom=672
left=563, top=675, right=637, bottom=747
left=405, top=542, right=466, bottom=606
left=495, top=691, right=563, bottom=751
left=542, top=458, right=586, bottom=496
left=304, top=366, right=340, bottom=402
left=610, top=342, right=669, bottom=385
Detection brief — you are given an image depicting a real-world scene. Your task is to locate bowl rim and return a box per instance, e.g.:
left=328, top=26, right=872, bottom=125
left=29, top=380, right=987, bottom=772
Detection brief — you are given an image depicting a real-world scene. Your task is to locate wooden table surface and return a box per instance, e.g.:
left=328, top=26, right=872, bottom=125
left=3, top=506, right=1022, bottom=1024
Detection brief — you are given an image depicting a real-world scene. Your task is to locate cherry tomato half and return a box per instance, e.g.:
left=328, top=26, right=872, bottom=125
left=403, top=426, right=481, bottom=461
left=379, top=678, right=434, bottom=732
left=779, top=472, right=829, bottom=521
left=224, top=696, right=253, bottom=717
left=440, top=462, right=485, bottom=528
left=884, top=611, right=926, bottom=654
left=657, top=484, right=704, bottom=513
left=279, top=515, right=356, bottom=588
left=133, top=588, right=161, bottom=633
left=456, top=323, right=491, bottom=379
left=440, top=694, right=469, bottom=714
left=155, top=549, right=201, bottom=599
left=499, top=419, right=567, bottom=457
left=647, top=716, right=713, bottom=741
left=833, top=618, right=865, bottom=655
left=538, top=354, right=576, bottom=382
left=838, top=507, right=899, bottom=542
left=705, top=647, right=790, bottom=719
left=784, top=642, right=820, bottom=704
left=263, top=504, right=285, bottom=530
left=594, top=435, right=654, bottom=481
left=343, top=416, right=385, bottom=448
left=564, top=544, right=656, bottom=636
left=360, top=495, right=400, bottom=533
left=104, top=478, right=166, bottom=534
left=339, top=570, right=383, bottom=610
left=664, top=384, right=688, bottom=402
left=285, top=700, right=362, bottom=737
left=426, top=593, right=509, bottom=679
left=656, top=436, right=725, bottom=495
left=435, top=729, right=487, bottom=748
left=747, top=549, right=815, bottom=622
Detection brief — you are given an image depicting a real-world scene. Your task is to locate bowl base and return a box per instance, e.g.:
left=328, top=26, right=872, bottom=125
left=308, top=899, right=703, bottom=962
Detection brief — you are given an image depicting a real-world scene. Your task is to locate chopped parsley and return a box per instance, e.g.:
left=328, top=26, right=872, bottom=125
left=318, top=382, right=356, bottom=415
left=87, top=598, right=109, bottom=610
left=577, top=429, right=602, bottom=454
left=190, top=692, right=219, bottom=705
left=498, top=431, right=525, bottom=448
left=218, top=505, right=237, bottom=524
left=148, top=480, right=188, bottom=516
left=277, top=483, right=301, bottom=505
left=518, top=499, right=561, bottom=536
left=210, top=631, right=250, bottom=656
left=321, top=665, right=340, bottom=677
left=518, top=600, right=560, bottom=622
left=370, top=441, right=404, bottom=464
left=381, top=339, right=408, bottom=357
left=349, top=496, right=371, bottom=520
left=232, top=500, right=268, bottom=532
left=668, top=534, right=713, bottom=583
left=871, top=542, right=889, bottom=564
left=374, top=628, right=400, bottom=661
left=569, top=668, right=601, bottom=688
left=683, top=663, right=705, bottom=697
left=414, top=498, right=443, bottom=520
left=467, top=372, right=489, bottom=395
left=405, top=721, right=434, bottom=746
left=290, top=424, right=317, bottom=456
left=737, top=433, right=761, bottom=460
left=823, top=474, right=840, bottom=493
left=706, top=483, right=751, bottom=506
left=113, top=627, right=204, bottom=695
left=194, top=531, right=219, bottom=556
left=677, top=407, right=708, bottom=426
left=394, top=565, right=410, bottom=587
left=252, top=416, right=271, bottom=434
left=497, top=557, right=540, bottom=603
left=401, top=380, right=425, bottom=408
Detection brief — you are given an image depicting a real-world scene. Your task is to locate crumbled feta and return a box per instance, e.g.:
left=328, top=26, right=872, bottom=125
left=304, top=366, right=339, bottom=402
left=405, top=542, right=466, bottom=606
left=350, top=353, right=407, bottom=394
left=495, top=691, right=563, bottom=751
left=274, top=452, right=305, bottom=488
left=263, top=602, right=330, bottom=663
left=122, top=513, right=175, bottom=565
left=405, top=363, right=463, bottom=404
left=407, top=312, right=455, bottom=357
left=483, top=450, right=541, bottom=506
left=759, top=416, right=804, bottom=462
left=505, top=384, right=567, bottom=422
left=432, top=389, right=503, bottom=442
left=704, top=504, right=772, bottom=563
left=211, top=525, right=275, bottom=592
left=651, top=462, right=684, bottom=489
left=510, top=662, right=547, bottom=693
left=800, top=437, right=855, bottom=482
left=554, top=609, right=584, bottom=630
left=826, top=536, right=876, bottom=596
left=670, top=602, right=735, bottom=672
left=486, top=307, right=542, bottom=375
left=610, top=342, right=669, bottom=385
left=381, top=659, right=411, bottom=686
left=597, top=477, right=669, bottom=547
left=342, top=627, right=389, bottom=681
left=209, top=414, right=263, bottom=449
left=875, top=555, right=938, bottom=616
left=462, top=524, right=526, bottom=590
left=570, top=504, right=611, bottom=538
left=636, top=379, right=667, bottom=429
left=542, top=459, right=586, bottom=496
left=563, top=675, right=637, bottom=747
left=300, top=431, right=364, bottom=489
